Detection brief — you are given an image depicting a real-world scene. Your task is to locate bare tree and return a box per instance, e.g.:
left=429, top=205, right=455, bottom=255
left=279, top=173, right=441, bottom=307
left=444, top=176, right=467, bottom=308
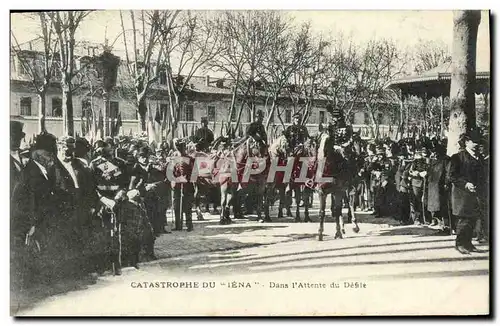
left=159, top=11, right=222, bottom=138
left=47, top=10, right=93, bottom=136
left=288, top=28, right=330, bottom=125
left=356, top=39, right=406, bottom=139
left=412, top=39, right=451, bottom=74
left=11, top=12, right=59, bottom=133
left=119, top=10, right=179, bottom=133
left=320, top=33, right=361, bottom=122
left=258, top=17, right=309, bottom=128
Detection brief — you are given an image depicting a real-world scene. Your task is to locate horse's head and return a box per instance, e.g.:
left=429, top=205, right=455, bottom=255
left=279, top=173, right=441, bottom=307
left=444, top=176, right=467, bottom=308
left=269, top=134, right=290, bottom=158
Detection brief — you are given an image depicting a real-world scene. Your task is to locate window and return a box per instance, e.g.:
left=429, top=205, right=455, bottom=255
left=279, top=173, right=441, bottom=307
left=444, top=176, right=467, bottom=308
left=185, top=104, right=194, bottom=121
left=364, top=112, right=370, bottom=124
left=319, top=111, right=326, bottom=124
left=51, top=97, right=62, bottom=117
left=207, top=105, right=216, bottom=121
left=82, top=99, right=92, bottom=118
left=110, top=101, right=119, bottom=119
left=285, top=110, right=292, bottom=124
left=160, top=104, right=168, bottom=119
left=17, top=58, right=30, bottom=75
left=230, top=106, right=237, bottom=122
left=159, top=70, right=167, bottom=85
left=20, top=97, right=32, bottom=116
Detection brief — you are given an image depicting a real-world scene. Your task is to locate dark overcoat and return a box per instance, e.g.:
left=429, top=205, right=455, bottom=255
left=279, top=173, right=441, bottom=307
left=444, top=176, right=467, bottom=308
left=449, top=150, right=487, bottom=218
left=426, top=157, right=449, bottom=212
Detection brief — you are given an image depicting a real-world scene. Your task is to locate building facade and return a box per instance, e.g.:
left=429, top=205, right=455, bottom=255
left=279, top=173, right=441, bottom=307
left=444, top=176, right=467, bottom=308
left=10, top=40, right=397, bottom=140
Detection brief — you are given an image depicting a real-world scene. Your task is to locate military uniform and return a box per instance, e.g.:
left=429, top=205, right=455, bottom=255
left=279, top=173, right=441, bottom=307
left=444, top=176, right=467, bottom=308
left=171, top=145, right=195, bottom=231
left=194, top=126, right=215, bottom=152
left=90, top=153, right=125, bottom=275
left=408, top=155, right=429, bottom=224
left=285, top=123, right=309, bottom=151
left=246, top=121, right=268, bottom=145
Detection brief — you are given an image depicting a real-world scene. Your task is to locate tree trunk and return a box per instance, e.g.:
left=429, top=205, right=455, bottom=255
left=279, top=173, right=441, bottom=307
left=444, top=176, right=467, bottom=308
left=265, top=95, right=278, bottom=129
left=38, top=91, right=47, bottom=133
left=440, top=95, right=445, bottom=138
left=447, top=10, right=481, bottom=156
left=138, top=97, right=148, bottom=132
left=62, top=83, right=74, bottom=136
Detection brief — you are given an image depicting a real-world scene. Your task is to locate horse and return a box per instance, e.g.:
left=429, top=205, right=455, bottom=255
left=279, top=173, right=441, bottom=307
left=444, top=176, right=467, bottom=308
left=265, top=134, right=292, bottom=220
left=182, top=138, right=222, bottom=221
left=315, top=133, right=363, bottom=241
left=287, top=137, right=318, bottom=223
left=218, top=136, right=269, bottom=224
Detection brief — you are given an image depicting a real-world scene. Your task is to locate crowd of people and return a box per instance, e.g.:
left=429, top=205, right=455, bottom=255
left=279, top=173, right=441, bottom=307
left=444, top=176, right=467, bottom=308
left=10, top=108, right=490, bottom=294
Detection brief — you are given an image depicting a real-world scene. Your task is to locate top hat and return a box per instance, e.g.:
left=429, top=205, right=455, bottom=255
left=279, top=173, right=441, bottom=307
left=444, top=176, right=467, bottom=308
left=462, top=128, right=483, bottom=143
left=10, top=121, right=25, bottom=140
left=256, top=110, right=264, bottom=117
left=201, top=117, right=208, bottom=123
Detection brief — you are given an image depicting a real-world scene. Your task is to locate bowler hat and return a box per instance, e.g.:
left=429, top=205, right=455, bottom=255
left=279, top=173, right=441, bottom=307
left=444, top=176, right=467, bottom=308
left=75, top=137, right=91, bottom=152
left=201, top=116, right=208, bottom=123
left=292, top=112, right=302, bottom=119
left=256, top=110, right=264, bottom=117
left=34, top=132, right=57, bottom=154
left=10, top=121, right=25, bottom=139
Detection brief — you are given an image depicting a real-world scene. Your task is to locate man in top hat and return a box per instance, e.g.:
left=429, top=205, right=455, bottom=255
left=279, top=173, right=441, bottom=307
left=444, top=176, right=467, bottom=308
left=449, top=128, right=488, bottom=254
left=245, top=109, right=268, bottom=148
left=285, top=112, right=309, bottom=153
left=10, top=121, right=26, bottom=198
left=193, top=117, right=214, bottom=153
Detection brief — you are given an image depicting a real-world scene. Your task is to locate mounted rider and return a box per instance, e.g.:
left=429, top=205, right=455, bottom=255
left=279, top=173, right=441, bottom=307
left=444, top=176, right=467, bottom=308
left=326, top=105, right=354, bottom=159
left=285, top=112, right=309, bottom=154
left=193, top=117, right=214, bottom=153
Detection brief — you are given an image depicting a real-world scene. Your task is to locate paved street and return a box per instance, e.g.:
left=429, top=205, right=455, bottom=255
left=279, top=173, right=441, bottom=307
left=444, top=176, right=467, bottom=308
left=13, top=201, right=490, bottom=316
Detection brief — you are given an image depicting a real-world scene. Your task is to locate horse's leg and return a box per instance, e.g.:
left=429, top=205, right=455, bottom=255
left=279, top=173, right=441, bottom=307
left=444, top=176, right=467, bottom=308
left=277, top=185, right=284, bottom=219
left=194, top=184, right=205, bottom=221
left=333, top=192, right=344, bottom=239
left=318, top=189, right=326, bottom=241
left=304, top=188, right=312, bottom=222
left=264, top=186, right=272, bottom=221
left=294, top=185, right=302, bottom=223
left=233, top=185, right=243, bottom=220
left=349, top=189, right=360, bottom=233
left=219, top=183, right=229, bottom=225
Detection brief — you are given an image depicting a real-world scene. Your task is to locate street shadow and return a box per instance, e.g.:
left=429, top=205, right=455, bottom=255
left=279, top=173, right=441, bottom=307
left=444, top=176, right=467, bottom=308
left=11, top=273, right=102, bottom=316
left=373, top=226, right=450, bottom=237
left=254, top=255, right=490, bottom=274
left=153, top=237, right=463, bottom=275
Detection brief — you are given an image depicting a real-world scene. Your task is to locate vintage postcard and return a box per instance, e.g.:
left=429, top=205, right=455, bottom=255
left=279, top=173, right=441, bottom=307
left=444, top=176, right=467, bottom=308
left=9, top=9, right=490, bottom=316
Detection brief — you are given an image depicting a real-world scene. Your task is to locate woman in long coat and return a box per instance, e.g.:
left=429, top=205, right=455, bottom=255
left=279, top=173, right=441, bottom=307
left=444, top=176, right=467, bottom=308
left=426, top=144, right=449, bottom=230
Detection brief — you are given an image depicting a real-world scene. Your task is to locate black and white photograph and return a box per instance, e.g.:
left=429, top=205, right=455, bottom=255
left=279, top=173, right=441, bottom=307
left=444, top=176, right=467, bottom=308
left=8, top=8, right=491, bottom=316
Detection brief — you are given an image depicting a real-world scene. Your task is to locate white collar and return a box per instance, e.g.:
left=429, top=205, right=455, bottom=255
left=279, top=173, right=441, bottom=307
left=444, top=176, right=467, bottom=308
left=466, top=148, right=479, bottom=160
left=33, top=160, right=49, bottom=180
left=11, top=151, right=22, bottom=164
left=77, top=157, right=89, bottom=167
